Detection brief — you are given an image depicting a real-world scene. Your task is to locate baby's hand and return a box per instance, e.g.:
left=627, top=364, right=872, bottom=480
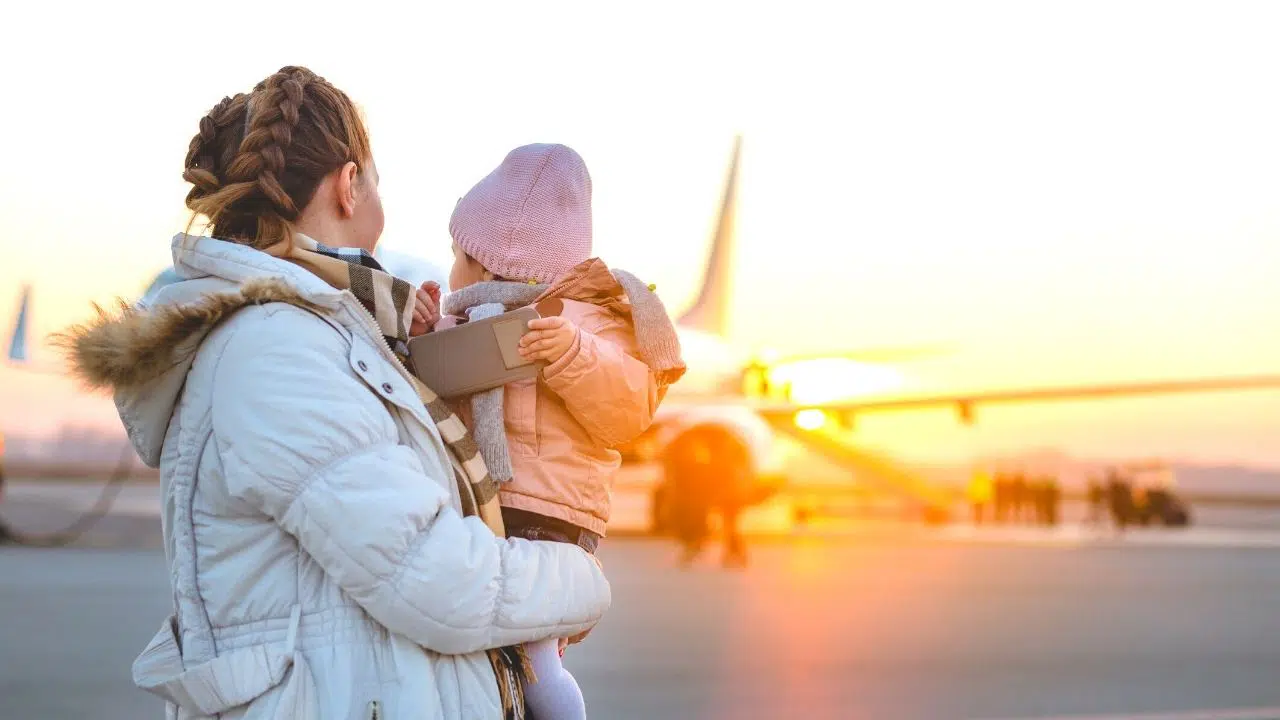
left=409, top=281, right=442, bottom=337
left=561, top=625, right=594, bottom=656
left=519, top=316, right=577, bottom=364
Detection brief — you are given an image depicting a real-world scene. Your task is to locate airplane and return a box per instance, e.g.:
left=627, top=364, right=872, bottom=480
left=9, top=136, right=1280, bottom=531
left=598, top=136, right=1280, bottom=528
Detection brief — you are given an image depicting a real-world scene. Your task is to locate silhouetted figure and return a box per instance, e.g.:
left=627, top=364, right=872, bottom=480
left=1107, top=469, right=1134, bottom=533
left=1086, top=477, right=1105, bottom=526
left=1145, top=486, right=1170, bottom=526
left=968, top=470, right=993, bottom=526
left=741, top=359, right=771, bottom=397
left=1028, top=475, right=1043, bottom=525
left=1011, top=473, right=1029, bottom=525
left=1029, top=478, right=1045, bottom=526
left=999, top=473, right=1013, bottom=525
left=1045, top=477, right=1061, bottom=528
left=993, top=473, right=1009, bottom=525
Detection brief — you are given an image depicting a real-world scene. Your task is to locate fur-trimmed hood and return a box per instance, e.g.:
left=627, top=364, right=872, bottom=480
left=60, top=277, right=323, bottom=392
left=57, top=234, right=348, bottom=466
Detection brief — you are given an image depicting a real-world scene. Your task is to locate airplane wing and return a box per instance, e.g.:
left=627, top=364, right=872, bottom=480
left=748, top=374, right=1280, bottom=425
left=758, top=344, right=952, bottom=365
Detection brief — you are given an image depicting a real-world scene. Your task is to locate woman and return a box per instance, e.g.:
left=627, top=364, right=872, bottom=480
left=60, top=66, right=610, bottom=719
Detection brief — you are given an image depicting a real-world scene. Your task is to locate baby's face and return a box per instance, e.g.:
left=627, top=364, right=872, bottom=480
left=448, top=242, right=489, bottom=291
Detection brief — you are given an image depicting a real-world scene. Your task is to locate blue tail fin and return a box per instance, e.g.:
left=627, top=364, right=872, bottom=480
left=7, top=286, right=30, bottom=363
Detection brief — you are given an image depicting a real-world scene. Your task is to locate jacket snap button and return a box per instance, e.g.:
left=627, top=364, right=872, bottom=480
left=357, top=361, right=368, bottom=372
left=381, top=383, right=393, bottom=394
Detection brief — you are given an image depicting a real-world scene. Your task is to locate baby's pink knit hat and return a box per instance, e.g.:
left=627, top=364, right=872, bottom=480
left=449, top=144, right=593, bottom=284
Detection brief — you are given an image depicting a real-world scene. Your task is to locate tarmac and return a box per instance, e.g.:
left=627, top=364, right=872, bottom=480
left=3, top=481, right=1280, bottom=719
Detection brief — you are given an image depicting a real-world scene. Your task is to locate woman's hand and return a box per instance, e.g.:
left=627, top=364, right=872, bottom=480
left=566, top=626, right=594, bottom=647
left=518, top=316, right=578, bottom=364
left=409, top=281, right=442, bottom=336
left=558, top=626, right=594, bottom=657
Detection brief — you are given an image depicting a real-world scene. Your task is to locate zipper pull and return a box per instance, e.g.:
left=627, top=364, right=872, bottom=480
left=367, top=700, right=380, bottom=720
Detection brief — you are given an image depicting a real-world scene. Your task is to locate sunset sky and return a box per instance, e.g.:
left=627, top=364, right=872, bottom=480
left=3, top=1, right=1280, bottom=466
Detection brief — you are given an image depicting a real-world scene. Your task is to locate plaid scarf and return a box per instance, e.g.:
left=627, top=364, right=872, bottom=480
left=266, top=233, right=531, bottom=719
left=297, top=237, right=415, bottom=360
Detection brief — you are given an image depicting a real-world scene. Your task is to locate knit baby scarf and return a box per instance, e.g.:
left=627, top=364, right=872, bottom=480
left=266, top=233, right=531, bottom=720
left=441, top=258, right=686, bottom=483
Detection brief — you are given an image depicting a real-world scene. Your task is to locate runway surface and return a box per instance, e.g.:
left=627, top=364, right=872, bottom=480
left=3, top=528, right=1280, bottom=719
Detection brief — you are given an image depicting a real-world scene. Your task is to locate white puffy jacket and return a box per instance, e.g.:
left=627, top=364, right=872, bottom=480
left=67, top=234, right=611, bottom=719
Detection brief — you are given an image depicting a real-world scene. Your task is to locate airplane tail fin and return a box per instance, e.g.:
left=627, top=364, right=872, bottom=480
left=7, top=285, right=30, bottom=363
left=676, top=135, right=742, bottom=338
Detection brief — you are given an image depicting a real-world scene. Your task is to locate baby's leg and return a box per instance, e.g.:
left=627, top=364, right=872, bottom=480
left=523, top=637, right=586, bottom=720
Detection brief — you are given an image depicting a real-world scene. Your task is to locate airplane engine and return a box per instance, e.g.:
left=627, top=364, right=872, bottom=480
left=641, top=405, right=785, bottom=535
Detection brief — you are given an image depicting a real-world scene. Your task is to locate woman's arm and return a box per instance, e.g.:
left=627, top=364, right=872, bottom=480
left=210, top=304, right=610, bottom=654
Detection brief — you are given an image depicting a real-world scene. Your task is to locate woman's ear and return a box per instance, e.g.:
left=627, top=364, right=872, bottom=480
left=335, top=161, right=359, bottom=218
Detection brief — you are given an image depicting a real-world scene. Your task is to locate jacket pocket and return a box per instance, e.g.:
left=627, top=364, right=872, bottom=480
left=505, top=378, right=538, bottom=455
left=133, top=607, right=318, bottom=718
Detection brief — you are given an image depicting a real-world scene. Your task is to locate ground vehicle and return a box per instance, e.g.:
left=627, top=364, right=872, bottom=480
left=1128, top=462, right=1192, bottom=527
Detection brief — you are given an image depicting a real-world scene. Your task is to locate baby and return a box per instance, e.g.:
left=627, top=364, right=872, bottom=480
left=412, top=143, right=684, bottom=719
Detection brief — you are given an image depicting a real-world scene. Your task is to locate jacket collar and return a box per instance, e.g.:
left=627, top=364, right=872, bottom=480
left=59, top=234, right=357, bottom=466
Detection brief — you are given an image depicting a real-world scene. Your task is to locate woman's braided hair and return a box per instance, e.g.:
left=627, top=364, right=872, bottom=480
left=183, top=66, right=372, bottom=250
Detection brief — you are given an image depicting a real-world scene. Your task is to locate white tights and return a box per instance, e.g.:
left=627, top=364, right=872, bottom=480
left=522, top=637, right=586, bottom=720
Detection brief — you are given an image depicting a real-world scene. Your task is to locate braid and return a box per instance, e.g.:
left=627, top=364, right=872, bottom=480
left=182, top=94, right=248, bottom=203
left=180, top=65, right=373, bottom=250
left=227, top=67, right=313, bottom=219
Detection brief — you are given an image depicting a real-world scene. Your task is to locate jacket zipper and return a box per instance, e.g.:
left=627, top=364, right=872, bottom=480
left=341, top=293, right=461, bottom=499
left=341, top=294, right=447, bottom=443
left=344, top=293, right=417, bottom=384
left=367, top=700, right=381, bottom=720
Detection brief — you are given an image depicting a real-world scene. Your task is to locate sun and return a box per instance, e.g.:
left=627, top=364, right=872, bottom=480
left=766, top=358, right=905, bottom=405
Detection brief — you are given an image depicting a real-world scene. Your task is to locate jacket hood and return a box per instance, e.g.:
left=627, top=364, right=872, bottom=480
left=57, top=234, right=344, bottom=466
